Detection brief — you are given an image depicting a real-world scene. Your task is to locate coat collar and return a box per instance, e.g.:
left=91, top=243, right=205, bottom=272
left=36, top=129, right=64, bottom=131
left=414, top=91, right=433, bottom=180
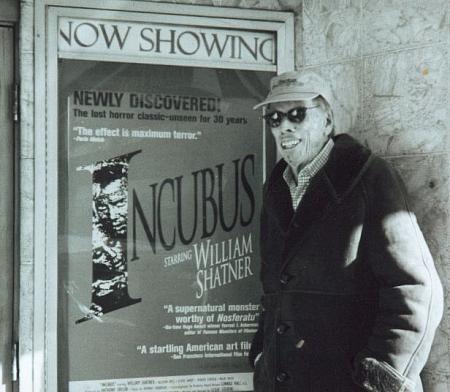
left=264, top=134, right=373, bottom=234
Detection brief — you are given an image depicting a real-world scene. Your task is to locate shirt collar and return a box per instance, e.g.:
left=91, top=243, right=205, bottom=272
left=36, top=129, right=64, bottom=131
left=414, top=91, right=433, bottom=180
left=283, top=138, right=334, bottom=185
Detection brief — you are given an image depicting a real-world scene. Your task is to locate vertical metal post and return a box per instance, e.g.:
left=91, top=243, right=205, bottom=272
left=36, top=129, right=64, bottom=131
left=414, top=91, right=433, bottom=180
left=0, top=25, right=16, bottom=392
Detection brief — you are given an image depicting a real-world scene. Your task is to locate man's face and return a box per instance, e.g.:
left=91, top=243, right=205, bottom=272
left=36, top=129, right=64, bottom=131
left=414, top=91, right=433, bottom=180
left=95, top=179, right=128, bottom=237
left=267, top=100, right=332, bottom=172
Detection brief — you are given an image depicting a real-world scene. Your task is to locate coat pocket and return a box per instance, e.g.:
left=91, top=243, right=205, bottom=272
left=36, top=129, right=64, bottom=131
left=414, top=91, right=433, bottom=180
left=308, top=344, right=358, bottom=391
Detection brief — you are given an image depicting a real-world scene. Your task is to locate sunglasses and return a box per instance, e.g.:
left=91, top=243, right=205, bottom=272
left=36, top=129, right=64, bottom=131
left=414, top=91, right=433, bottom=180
left=263, top=105, right=320, bottom=128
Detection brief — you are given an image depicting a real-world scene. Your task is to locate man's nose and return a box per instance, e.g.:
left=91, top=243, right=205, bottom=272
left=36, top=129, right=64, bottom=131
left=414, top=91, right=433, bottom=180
left=279, top=118, right=294, bottom=133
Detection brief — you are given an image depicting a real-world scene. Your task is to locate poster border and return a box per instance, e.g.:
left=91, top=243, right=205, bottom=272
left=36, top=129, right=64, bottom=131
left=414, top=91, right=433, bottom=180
left=34, top=1, right=294, bottom=391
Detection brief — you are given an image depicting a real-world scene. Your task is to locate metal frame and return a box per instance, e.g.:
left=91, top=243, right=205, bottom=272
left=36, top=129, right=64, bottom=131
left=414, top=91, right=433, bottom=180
left=33, top=1, right=294, bottom=391
left=0, top=21, right=17, bottom=392
left=11, top=22, right=20, bottom=392
left=0, top=9, right=20, bottom=392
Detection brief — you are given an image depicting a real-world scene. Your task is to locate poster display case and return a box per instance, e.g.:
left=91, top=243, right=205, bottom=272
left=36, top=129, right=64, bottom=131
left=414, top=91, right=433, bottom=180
left=35, top=2, right=294, bottom=391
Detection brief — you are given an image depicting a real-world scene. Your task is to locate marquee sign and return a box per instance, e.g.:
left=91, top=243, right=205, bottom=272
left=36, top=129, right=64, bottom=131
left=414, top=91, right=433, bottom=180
left=58, top=17, right=276, bottom=67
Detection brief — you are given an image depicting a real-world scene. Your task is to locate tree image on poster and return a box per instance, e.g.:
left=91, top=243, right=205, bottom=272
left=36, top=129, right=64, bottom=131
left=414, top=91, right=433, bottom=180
left=59, top=60, right=272, bottom=391
left=76, top=150, right=142, bottom=323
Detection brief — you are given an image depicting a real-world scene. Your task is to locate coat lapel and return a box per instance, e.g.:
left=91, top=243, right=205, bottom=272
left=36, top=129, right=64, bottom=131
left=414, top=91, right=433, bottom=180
left=263, top=159, right=294, bottom=233
left=280, top=170, right=337, bottom=270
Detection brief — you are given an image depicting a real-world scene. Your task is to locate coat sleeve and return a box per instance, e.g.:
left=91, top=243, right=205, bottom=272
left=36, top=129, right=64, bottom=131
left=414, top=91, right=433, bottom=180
left=352, top=158, right=444, bottom=392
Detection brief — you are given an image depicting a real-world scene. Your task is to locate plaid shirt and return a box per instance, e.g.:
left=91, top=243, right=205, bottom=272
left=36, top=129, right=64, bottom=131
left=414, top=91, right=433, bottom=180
left=283, top=138, right=334, bottom=210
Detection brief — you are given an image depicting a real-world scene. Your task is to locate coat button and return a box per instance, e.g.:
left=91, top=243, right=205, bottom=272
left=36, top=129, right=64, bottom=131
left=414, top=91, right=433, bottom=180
left=276, top=372, right=289, bottom=383
left=296, top=339, right=305, bottom=349
left=280, top=273, right=292, bottom=285
left=276, top=323, right=289, bottom=335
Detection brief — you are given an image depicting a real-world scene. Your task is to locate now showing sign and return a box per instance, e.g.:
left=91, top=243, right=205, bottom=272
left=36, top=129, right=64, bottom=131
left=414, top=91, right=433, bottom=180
left=58, top=17, right=276, bottom=67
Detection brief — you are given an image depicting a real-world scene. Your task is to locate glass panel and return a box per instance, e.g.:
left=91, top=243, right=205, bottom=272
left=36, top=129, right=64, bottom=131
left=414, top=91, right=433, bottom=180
left=58, top=59, right=273, bottom=392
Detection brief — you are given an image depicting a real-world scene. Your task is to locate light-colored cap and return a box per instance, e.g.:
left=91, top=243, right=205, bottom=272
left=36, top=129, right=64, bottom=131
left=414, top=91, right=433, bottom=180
left=254, top=70, right=333, bottom=110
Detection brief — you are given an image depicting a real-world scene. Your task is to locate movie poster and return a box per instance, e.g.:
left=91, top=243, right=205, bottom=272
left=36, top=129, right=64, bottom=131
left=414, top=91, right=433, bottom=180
left=58, top=59, right=273, bottom=392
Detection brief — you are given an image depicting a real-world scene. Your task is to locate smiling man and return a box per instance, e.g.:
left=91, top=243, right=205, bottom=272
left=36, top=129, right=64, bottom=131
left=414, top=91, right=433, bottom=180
left=250, top=70, right=443, bottom=392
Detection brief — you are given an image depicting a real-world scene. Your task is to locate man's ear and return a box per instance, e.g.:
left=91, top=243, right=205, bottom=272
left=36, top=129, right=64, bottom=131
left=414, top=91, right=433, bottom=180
left=324, top=113, right=334, bottom=136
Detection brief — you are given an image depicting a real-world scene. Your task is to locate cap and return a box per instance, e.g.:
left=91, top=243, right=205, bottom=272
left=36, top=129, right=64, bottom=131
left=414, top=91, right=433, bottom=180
left=254, top=70, right=333, bottom=110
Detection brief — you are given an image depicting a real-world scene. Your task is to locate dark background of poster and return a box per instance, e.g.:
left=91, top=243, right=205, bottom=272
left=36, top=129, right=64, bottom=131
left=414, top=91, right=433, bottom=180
left=57, top=59, right=274, bottom=387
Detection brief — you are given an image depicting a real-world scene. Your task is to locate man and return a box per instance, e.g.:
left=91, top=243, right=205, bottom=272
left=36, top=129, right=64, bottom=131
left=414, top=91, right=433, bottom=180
left=249, top=70, right=443, bottom=392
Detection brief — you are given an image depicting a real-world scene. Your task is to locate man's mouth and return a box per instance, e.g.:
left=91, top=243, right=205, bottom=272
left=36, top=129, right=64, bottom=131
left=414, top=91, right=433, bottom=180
left=281, top=138, right=301, bottom=150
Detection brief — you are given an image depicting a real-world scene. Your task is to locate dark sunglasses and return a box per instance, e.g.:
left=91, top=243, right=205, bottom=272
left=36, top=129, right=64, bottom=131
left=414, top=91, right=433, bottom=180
left=263, top=105, right=320, bottom=128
